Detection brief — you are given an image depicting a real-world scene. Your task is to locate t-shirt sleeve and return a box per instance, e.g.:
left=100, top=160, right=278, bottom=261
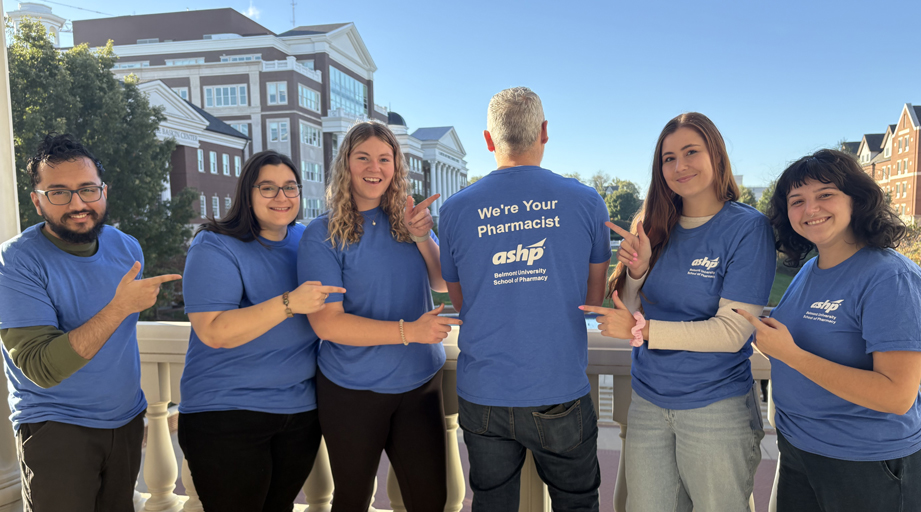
left=720, top=215, right=775, bottom=305
left=590, top=195, right=613, bottom=264
left=861, top=271, right=921, bottom=354
left=298, top=225, right=345, bottom=303
left=183, top=238, right=245, bottom=313
left=0, top=253, right=60, bottom=330
left=440, top=212, right=459, bottom=283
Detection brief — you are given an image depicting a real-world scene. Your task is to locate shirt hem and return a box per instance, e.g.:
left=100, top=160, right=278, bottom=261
left=457, top=384, right=590, bottom=408
left=778, top=426, right=921, bottom=462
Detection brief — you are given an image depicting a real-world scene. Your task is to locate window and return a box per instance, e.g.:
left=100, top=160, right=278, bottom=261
left=172, top=87, right=189, bottom=100
left=300, top=122, right=322, bottom=147
left=197, top=149, right=204, bottom=172
left=212, top=196, right=220, bottom=218
left=302, top=198, right=322, bottom=219
left=301, top=161, right=323, bottom=183
left=885, top=143, right=891, bottom=157
left=267, top=82, right=288, bottom=105
left=199, top=194, right=206, bottom=216
left=222, top=154, right=230, bottom=176
left=165, top=58, right=204, bottom=66
left=113, top=61, right=149, bottom=69
left=220, top=54, right=261, bottom=62
left=230, top=124, right=249, bottom=136
left=298, top=85, right=320, bottom=111
left=269, top=121, right=289, bottom=142
left=209, top=151, right=218, bottom=174
left=225, top=196, right=232, bottom=212
left=329, top=67, right=368, bottom=117
left=234, top=156, right=242, bottom=177
left=897, top=161, right=902, bottom=174
left=137, top=38, right=159, bottom=44
left=204, top=85, right=247, bottom=108
left=298, top=60, right=315, bottom=70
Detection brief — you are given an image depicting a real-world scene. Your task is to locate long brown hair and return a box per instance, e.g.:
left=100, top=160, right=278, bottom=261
left=326, top=121, right=412, bottom=249
left=608, top=112, right=740, bottom=298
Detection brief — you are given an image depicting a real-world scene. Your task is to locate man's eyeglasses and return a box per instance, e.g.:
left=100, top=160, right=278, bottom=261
left=254, top=183, right=302, bottom=198
left=34, top=184, right=106, bottom=205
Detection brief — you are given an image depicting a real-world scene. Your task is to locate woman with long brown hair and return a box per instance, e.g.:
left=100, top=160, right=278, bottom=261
left=585, top=112, right=775, bottom=510
left=297, top=121, right=460, bottom=511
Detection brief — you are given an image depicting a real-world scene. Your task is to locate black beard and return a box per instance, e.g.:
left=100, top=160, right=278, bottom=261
left=41, top=207, right=109, bottom=244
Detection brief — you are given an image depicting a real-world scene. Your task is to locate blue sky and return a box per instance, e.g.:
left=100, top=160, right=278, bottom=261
left=19, top=0, right=921, bottom=190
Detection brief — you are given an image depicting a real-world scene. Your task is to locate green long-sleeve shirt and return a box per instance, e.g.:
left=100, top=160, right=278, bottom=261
left=0, top=227, right=94, bottom=388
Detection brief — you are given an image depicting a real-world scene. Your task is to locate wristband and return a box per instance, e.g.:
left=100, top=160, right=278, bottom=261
left=399, top=319, right=408, bottom=345
left=630, top=311, right=646, bottom=347
left=411, top=233, right=430, bottom=243
left=282, top=292, right=294, bottom=318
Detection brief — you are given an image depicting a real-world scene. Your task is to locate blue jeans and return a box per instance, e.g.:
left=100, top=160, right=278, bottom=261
left=777, top=429, right=921, bottom=512
left=625, top=386, right=764, bottom=512
left=458, top=394, right=601, bottom=512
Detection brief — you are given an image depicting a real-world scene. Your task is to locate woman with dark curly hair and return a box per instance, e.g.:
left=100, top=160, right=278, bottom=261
left=737, top=149, right=921, bottom=512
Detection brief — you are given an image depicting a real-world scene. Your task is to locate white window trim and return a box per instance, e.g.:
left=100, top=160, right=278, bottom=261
left=299, top=121, right=322, bottom=148
left=224, top=196, right=232, bottom=212
left=222, top=154, right=230, bottom=176
left=204, top=84, right=248, bottom=108
left=268, top=120, right=289, bottom=143
left=209, top=151, right=218, bottom=174
left=172, top=87, right=190, bottom=101
left=234, top=156, right=242, bottom=177
left=199, top=194, right=206, bottom=216
left=298, top=84, right=321, bottom=112
left=267, top=82, right=288, bottom=106
left=212, top=196, right=220, bottom=218
left=197, top=149, right=204, bottom=173
left=220, top=54, right=261, bottom=63
left=165, top=57, right=205, bottom=66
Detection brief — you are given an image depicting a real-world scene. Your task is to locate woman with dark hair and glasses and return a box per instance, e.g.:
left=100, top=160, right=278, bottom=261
left=178, top=150, right=344, bottom=511
left=736, top=149, right=921, bottom=512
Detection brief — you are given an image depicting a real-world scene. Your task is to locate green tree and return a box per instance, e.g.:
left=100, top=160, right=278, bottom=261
left=466, top=176, right=482, bottom=186
left=756, top=180, right=776, bottom=215
left=9, top=19, right=196, bottom=319
left=738, top=185, right=757, bottom=207
left=605, top=187, right=643, bottom=232
left=589, top=171, right=610, bottom=195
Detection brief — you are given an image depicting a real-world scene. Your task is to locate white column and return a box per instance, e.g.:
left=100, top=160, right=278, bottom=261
left=0, top=0, right=24, bottom=506
left=142, top=363, right=184, bottom=512
left=438, top=164, right=447, bottom=211
left=302, top=438, right=334, bottom=512
left=444, top=413, right=466, bottom=512
left=385, top=464, right=405, bottom=512
left=180, top=459, right=203, bottom=512
left=432, top=162, right=441, bottom=215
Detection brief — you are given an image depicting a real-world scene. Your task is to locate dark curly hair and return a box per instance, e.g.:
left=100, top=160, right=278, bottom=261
left=26, top=133, right=105, bottom=188
left=768, top=149, right=906, bottom=267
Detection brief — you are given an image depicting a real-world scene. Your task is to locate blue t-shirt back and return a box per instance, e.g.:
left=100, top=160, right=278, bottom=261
left=0, top=224, right=147, bottom=431
left=770, top=248, right=921, bottom=461
left=180, top=224, right=319, bottom=414
left=298, top=208, right=445, bottom=394
left=634, top=202, right=775, bottom=409
left=439, top=166, right=612, bottom=407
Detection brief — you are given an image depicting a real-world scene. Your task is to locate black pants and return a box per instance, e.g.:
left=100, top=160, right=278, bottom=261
left=777, top=429, right=921, bottom=512
left=178, top=409, right=322, bottom=512
left=317, top=369, right=447, bottom=512
left=16, top=411, right=145, bottom=512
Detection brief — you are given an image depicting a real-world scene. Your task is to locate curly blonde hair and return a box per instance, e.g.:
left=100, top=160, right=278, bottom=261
left=326, top=121, right=413, bottom=249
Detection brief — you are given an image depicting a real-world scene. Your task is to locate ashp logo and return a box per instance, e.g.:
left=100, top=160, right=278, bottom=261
left=492, top=239, right=546, bottom=266
left=691, top=256, right=720, bottom=270
left=810, top=299, right=843, bottom=313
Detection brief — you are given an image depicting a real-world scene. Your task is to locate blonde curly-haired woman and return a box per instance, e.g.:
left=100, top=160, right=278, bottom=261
left=297, top=121, right=460, bottom=511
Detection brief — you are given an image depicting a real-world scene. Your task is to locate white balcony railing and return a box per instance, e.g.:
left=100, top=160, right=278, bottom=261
left=262, top=58, right=323, bottom=84
left=374, top=104, right=388, bottom=116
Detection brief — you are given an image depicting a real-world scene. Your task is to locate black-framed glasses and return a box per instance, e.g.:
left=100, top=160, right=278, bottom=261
left=254, top=183, right=302, bottom=198
left=34, top=184, right=106, bottom=205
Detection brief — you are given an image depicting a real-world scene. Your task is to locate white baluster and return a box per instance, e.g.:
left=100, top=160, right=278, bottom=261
left=303, top=437, right=333, bottom=512
left=386, top=463, right=405, bottom=512
left=518, top=451, right=550, bottom=512
left=368, top=476, right=380, bottom=512
left=613, top=425, right=627, bottom=512
left=180, top=458, right=203, bottom=512
left=444, top=413, right=465, bottom=512
left=142, top=363, right=183, bottom=512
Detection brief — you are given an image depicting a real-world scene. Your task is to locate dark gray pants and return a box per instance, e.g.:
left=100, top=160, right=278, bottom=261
left=16, top=412, right=145, bottom=512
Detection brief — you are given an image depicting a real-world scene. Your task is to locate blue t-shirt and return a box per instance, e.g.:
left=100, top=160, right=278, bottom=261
left=0, top=223, right=147, bottom=431
left=770, top=248, right=921, bottom=461
left=439, top=166, right=612, bottom=407
left=298, top=208, right=445, bottom=394
left=634, top=201, right=775, bottom=410
left=180, top=225, right=318, bottom=414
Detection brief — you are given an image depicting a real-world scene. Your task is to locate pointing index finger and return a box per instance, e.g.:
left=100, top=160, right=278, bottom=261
left=732, top=308, right=762, bottom=329
left=145, top=274, right=183, bottom=285
left=605, top=221, right=634, bottom=241
left=579, top=305, right=609, bottom=315
left=416, top=194, right=440, bottom=211
left=405, top=195, right=415, bottom=216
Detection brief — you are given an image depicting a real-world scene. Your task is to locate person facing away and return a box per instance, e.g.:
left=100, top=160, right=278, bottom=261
left=0, top=133, right=180, bottom=512
left=438, top=86, right=611, bottom=511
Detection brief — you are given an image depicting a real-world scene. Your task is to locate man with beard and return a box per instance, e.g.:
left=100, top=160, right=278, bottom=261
left=0, top=133, right=181, bottom=512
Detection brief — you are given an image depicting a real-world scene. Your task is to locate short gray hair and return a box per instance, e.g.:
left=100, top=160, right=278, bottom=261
left=486, top=87, right=545, bottom=155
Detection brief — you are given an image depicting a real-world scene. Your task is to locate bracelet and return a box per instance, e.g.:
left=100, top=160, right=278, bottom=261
left=630, top=311, right=646, bottom=347
left=282, top=292, right=294, bottom=318
left=399, top=319, right=408, bottom=345
left=411, top=233, right=430, bottom=243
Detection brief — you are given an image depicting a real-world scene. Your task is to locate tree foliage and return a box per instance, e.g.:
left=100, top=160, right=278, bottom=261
left=738, top=185, right=757, bottom=207
left=756, top=180, right=776, bottom=215
left=9, top=19, right=196, bottom=318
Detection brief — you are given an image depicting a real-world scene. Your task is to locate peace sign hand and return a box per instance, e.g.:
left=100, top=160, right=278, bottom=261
left=581, top=291, right=638, bottom=341
left=405, top=194, right=439, bottom=238
left=607, top=220, right=651, bottom=279
left=734, top=309, right=802, bottom=364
